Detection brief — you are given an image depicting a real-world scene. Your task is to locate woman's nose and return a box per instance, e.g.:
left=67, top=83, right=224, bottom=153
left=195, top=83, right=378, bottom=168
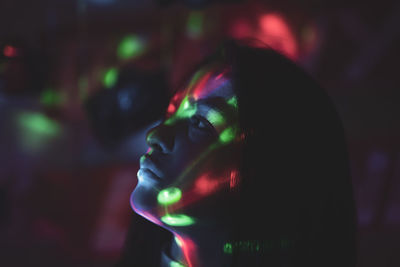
left=146, top=124, right=174, bottom=153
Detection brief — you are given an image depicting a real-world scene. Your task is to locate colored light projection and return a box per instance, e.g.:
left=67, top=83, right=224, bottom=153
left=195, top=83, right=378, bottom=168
left=157, top=65, right=240, bottom=213
left=136, top=66, right=241, bottom=267
left=157, top=187, right=195, bottom=227
left=158, top=187, right=182, bottom=205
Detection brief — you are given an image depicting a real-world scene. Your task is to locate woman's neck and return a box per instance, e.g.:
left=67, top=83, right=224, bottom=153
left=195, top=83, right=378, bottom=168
left=169, top=225, right=233, bottom=267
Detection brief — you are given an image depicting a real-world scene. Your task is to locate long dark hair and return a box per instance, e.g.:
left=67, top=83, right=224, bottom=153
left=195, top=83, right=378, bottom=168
left=217, top=39, right=357, bottom=267
left=116, top=39, right=357, bottom=267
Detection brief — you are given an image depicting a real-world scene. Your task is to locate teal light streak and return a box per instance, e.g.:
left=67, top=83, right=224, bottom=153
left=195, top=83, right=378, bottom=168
left=103, top=68, right=118, bottom=88
left=117, top=35, right=145, bottom=60
left=219, top=127, right=236, bottom=143
left=157, top=187, right=182, bottom=206
left=161, top=214, right=195, bottom=226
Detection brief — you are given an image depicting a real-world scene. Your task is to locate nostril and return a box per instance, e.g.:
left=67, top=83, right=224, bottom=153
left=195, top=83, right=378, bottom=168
left=151, top=142, right=163, bottom=152
left=146, top=125, right=174, bottom=153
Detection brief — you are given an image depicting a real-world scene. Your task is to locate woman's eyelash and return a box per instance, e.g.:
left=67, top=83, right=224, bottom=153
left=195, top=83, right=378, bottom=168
left=190, top=115, right=214, bottom=131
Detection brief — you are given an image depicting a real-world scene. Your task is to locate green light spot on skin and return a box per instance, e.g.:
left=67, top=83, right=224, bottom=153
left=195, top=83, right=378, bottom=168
left=170, top=261, right=185, bottom=267
left=183, top=98, right=190, bottom=109
left=117, top=35, right=145, bottom=60
left=165, top=96, right=197, bottom=125
left=174, top=236, right=183, bottom=247
left=157, top=187, right=182, bottom=206
left=161, top=214, right=195, bottom=226
left=206, top=110, right=225, bottom=126
left=103, top=68, right=118, bottom=88
left=187, top=11, right=203, bottom=39
left=219, top=127, right=236, bottom=143
left=223, top=243, right=233, bottom=254
left=227, top=96, right=238, bottom=108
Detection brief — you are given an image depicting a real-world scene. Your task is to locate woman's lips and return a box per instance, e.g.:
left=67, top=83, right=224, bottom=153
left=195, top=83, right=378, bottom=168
left=138, top=154, right=164, bottom=181
left=137, top=168, right=162, bottom=183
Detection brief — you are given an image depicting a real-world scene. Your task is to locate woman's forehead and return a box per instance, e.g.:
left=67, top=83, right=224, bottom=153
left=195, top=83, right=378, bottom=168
left=176, top=63, right=234, bottom=101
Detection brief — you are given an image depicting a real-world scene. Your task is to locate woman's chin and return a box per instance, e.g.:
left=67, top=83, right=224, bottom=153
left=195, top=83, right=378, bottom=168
left=130, top=185, right=163, bottom=225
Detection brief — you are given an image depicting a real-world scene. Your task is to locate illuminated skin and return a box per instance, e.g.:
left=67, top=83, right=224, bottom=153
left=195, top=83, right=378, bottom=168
left=130, top=62, right=241, bottom=267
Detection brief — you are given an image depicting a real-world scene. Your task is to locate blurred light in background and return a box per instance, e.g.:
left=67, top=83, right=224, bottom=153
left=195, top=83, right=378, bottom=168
left=16, top=111, right=62, bottom=152
left=257, top=13, right=298, bottom=59
left=117, top=89, right=134, bottom=111
left=40, top=88, right=65, bottom=107
left=3, top=45, right=18, bottom=58
left=117, top=35, right=146, bottom=60
left=229, top=18, right=252, bottom=39
left=186, top=11, right=204, bottom=39
left=79, top=76, right=89, bottom=100
left=300, top=23, right=318, bottom=56
left=103, top=67, right=119, bottom=89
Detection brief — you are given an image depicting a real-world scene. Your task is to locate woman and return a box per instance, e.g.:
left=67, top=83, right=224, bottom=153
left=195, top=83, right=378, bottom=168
left=126, top=39, right=357, bottom=267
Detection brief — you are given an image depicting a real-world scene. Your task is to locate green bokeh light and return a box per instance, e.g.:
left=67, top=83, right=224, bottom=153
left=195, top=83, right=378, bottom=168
left=161, top=214, right=195, bottom=226
left=18, top=112, right=60, bottom=136
left=40, top=89, right=64, bottom=107
left=187, top=11, right=203, bottom=39
left=17, top=112, right=62, bottom=152
left=103, top=68, right=118, bottom=89
left=157, top=187, right=182, bottom=206
left=117, top=35, right=146, bottom=60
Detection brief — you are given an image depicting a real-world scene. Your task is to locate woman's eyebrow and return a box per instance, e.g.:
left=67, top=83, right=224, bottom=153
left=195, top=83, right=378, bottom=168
left=196, top=97, right=236, bottom=114
left=196, top=98, right=237, bottom=125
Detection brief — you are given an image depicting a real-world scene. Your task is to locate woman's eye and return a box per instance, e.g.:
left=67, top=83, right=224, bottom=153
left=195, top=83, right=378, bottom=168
left=190, top=115, right=213, bottom=130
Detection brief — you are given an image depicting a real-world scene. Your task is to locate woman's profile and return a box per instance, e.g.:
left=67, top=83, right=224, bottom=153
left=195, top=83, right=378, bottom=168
left=123, top=39, right=356, bottom=267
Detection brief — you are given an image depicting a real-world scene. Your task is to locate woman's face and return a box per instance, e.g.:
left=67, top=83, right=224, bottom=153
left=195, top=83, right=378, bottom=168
left=130, top=63, right=241, bottom=229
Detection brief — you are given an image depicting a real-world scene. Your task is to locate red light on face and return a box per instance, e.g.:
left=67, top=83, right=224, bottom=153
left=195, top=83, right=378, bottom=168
left=167, top=103, right=176, bottom=114
left=3, top=45, right=18, bottom=58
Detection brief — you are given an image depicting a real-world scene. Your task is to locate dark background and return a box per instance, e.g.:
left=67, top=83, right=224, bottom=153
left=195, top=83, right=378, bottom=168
left=0, top=0, right=399, bottom=266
